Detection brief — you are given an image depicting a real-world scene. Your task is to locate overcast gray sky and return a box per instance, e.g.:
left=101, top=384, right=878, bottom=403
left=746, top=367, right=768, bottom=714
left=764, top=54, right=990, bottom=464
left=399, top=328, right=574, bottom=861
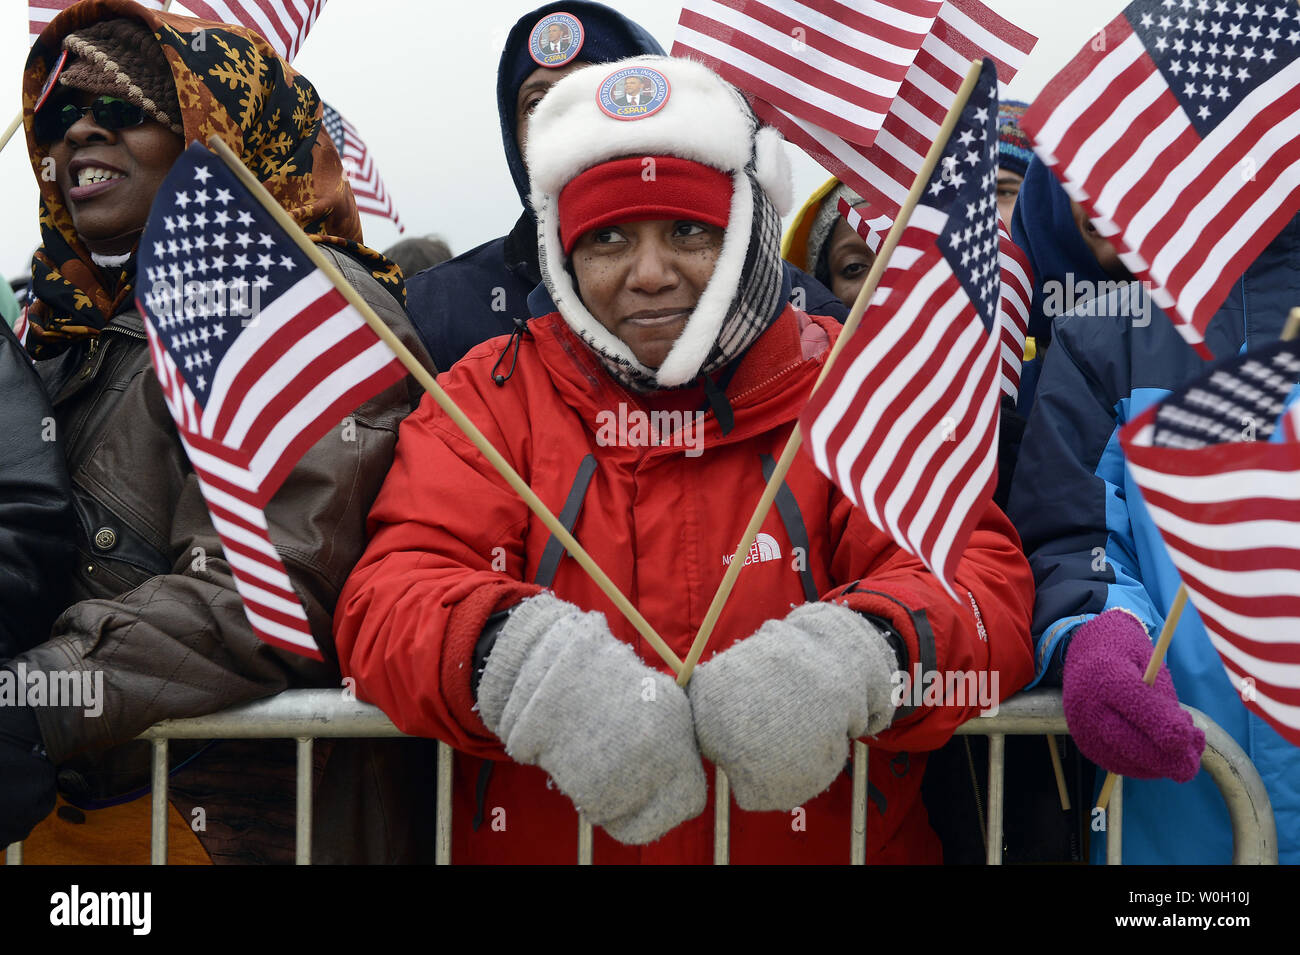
left=0, top=0, right=1129, bottom=282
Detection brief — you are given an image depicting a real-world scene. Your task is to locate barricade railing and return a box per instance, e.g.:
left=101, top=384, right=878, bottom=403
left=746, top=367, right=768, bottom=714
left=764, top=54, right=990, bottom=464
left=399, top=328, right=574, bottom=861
left=2, top=687, right=1277, bottom=865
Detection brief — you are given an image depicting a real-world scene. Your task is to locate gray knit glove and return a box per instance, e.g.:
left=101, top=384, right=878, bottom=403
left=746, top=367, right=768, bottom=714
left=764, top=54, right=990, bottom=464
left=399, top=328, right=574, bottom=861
left=477, top=593, right=707, bottom=845
left=689, top=601, right=899, bottom=812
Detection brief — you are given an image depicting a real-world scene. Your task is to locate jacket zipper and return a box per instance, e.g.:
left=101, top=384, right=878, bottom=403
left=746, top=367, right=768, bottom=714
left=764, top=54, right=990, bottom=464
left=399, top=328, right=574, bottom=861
left=78, top=324, right=145, bottom=380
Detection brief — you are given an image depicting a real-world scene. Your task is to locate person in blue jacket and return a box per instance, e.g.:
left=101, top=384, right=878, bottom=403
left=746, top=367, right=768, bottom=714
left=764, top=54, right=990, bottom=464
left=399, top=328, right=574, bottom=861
left=1008, top=156, right=1300, bottom=864
left=405, top=1, right=847, bottom=376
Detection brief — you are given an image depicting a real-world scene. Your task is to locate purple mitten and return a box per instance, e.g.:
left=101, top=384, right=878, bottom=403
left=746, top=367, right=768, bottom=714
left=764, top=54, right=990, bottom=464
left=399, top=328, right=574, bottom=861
left=1062, top=609, right=1206, bottom=783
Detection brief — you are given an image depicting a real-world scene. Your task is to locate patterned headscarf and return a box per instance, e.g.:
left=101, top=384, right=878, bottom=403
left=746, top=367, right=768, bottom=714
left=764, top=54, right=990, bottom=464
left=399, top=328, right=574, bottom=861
left=22, top=0, right=403, bottom=357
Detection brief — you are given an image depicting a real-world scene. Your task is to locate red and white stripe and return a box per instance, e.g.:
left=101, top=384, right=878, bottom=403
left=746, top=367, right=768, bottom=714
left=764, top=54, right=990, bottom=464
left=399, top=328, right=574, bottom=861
left=1123, top=411, right=1300, bottom=746
left=1022, top=14, right=1300, bottom=358
left=838, top=198, right=1031, bottom=400
left=837, top=195, right=885, bottom=253
left=140, top=269, right=404, bottom=658
left=752, top=0, right=1035, bottom=218
left=29, top=0, right=164, bottom=45
left=146, top=319, right=317, bottom=655
left=996, top=221, right=1031, bottom=400
left=802, top=202, right=1002, bottom=598
left=180, top=0, right=327, bottom=62
left=674, top=0, right=943, bottom=147
left=338, top=113, right=404, bottom=232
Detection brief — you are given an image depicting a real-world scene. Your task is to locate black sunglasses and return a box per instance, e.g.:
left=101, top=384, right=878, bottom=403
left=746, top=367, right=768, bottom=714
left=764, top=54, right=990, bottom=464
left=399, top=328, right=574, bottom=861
left=36, top=95, right=147, bottom=142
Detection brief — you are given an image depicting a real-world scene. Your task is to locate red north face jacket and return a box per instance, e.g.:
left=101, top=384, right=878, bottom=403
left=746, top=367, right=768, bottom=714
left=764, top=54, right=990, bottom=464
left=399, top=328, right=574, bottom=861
left=334, top=306, right=1035, bottom=864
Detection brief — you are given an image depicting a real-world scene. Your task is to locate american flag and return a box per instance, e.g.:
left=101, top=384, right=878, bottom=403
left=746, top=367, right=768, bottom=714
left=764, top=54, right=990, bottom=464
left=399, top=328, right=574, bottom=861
left=839, top=195, right=1031, bottom=400
left=136, top=143, right=406, bottom=658
left=29, top=0, right=165, bottom=46
left=1021, top=0, right=1300, bottom=358
left=673, top=0, right=943, bottom=147
left=746, top=0, right=1035, bottom=221
left=179, top=0, right=326, bottom=62
left=678, top=0, right=1036, bottom=397
left=323, top=103, right=404, bottom=233
left=1121, top=340, right=1300, bottom=746
left=802, top=59, right=1004, bottom=599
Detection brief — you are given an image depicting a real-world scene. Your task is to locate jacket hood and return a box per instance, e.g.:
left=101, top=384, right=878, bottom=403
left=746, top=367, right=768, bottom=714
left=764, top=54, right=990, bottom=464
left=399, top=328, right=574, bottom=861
left=23, top=0, right=402, bottom=354
left=1010, top=156, right=1115, bottom=343
left=497, top=1, right=664, bottom=206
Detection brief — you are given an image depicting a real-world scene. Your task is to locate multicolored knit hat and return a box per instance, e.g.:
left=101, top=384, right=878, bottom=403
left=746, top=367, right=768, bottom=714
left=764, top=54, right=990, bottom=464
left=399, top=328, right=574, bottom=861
left=58, top=18, right=183, bottom=135
left=997, top=100, right=1032, bottom=178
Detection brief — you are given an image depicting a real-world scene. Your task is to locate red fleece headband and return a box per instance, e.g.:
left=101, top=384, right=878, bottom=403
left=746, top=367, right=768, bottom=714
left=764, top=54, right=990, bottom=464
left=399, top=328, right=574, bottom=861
left=558, top=156, right=733, bottom=254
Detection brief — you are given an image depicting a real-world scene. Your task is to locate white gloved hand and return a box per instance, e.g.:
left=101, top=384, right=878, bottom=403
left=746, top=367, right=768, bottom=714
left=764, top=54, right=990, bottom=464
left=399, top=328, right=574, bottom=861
left=477, top=593, right=707, bottom=845
left=688, top=601, right=898, bottom=811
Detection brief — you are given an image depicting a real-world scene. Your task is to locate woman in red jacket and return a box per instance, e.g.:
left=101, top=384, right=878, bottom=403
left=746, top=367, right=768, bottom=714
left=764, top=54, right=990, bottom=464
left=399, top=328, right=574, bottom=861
left=335, top=55, right=1036, bottom=864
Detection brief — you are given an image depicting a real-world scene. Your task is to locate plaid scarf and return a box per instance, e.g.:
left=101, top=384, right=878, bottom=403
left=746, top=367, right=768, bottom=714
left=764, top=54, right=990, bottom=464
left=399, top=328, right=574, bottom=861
left=586, top=170, right=786, bottom=394
left=22, top=0, right=403, bottom=358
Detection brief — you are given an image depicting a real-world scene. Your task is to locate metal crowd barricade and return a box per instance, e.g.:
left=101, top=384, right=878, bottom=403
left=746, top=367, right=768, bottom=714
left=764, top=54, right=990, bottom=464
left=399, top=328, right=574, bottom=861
left=2, top=687, right=1277, bottom=866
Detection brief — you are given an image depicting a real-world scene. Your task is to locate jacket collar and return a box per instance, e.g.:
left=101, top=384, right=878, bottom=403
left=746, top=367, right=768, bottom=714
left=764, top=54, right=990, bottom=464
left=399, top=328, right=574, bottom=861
left=527, top=304, right=833, bottom=448
left=503, top=210, right=541, bottom=286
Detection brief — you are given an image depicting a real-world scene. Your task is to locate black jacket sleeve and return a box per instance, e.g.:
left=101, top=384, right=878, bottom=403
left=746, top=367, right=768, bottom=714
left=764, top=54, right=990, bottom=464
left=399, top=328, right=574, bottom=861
left=0, top=321, right=76, bottom=659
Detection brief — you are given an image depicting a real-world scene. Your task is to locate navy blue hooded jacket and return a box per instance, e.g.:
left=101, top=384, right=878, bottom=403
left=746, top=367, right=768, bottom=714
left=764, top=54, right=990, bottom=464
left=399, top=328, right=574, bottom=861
left=1007, top=156, right=1300, bottom=863
left=405, top=1, right=846, bottom=376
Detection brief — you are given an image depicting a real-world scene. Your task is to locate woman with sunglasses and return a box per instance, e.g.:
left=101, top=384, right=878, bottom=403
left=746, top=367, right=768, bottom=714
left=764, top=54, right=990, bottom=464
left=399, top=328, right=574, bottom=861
left=1, top=2, right=436, bottom=863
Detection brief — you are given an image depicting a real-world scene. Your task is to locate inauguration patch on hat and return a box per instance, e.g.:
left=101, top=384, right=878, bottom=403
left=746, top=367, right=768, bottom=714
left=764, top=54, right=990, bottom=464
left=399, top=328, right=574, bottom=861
left=597, top=66, right=670, bottom=121
left=35, top=49, right=69, bottom=113
left=529, top=12, right=584, bottom=68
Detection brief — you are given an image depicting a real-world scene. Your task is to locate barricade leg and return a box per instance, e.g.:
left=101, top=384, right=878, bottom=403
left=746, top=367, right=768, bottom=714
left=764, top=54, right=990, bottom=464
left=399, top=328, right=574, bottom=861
left=435, top=741, right=453, bottom=865
left=985, top=734, right=1004, bottom=865
left=850, top=742, right=868, bottom=865
left=296, top=736, right=313, bottom=865
left=151, top=738, right=169, bottom=865
left=1106, top=777, right=1123, bottom=865
left=4, top=842, right=21, bottom=865
left=578, top=816, right=593, bottom=864
left=714, top=768, right=730, bottom=865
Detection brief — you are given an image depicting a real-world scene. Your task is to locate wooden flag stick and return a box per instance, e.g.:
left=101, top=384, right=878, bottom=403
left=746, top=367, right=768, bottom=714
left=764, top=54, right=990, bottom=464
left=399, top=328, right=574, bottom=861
left=0, top=111, right=22, bottom=155
left=1095, top=586, right=1189, bottom=812
left=1046, top=734, right=1070, bottom=812
left=1284, top=307, right=1300, bottom=343
left=674, top=59, right=988, bottom=688
left=205, top=135, right=683, bottom=674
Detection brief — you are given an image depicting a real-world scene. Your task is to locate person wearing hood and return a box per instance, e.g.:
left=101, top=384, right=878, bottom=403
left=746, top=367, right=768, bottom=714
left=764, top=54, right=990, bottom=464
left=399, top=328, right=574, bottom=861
left=1009, top=155, right=1135, bottom=418
left=782, top=177, right=879, bottom=307
left=0, top=0, right=436, bottom=862
left=335, top=55, right=1034, bottom=864
left=404, top=1, right=847, bottom=378
left=1007, top=155, right=1300, bottom=863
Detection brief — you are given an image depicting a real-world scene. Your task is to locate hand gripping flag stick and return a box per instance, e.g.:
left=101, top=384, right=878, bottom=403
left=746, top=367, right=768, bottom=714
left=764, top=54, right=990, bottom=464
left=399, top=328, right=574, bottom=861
left=1095, top=306, right=1300, bottom=813
left=205, top=134, right=683, bottom=676
left=675, top=59, right=987, bottom=688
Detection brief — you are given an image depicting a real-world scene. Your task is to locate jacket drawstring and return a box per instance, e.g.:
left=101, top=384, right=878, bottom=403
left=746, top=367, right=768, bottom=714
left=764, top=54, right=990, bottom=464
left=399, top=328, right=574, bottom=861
left=491, top=316, right=530, bottom=386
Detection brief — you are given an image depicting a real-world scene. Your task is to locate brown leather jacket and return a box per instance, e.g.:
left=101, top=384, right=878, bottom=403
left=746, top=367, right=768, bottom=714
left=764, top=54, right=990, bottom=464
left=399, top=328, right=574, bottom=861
left=15, top=246, right=439, bottom=863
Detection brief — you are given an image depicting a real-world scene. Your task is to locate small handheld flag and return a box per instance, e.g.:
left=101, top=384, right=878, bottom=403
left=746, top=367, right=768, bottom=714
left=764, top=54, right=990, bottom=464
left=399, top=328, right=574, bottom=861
left=801, top=58, right=1005, bottom=600
left=1121, top=339, right=1300, bottom=746
left=136, top=142, right=407, bottom=658
left=323, top=103, right=404, bottom=233
left=1022, top=0, right=1300, bottom=357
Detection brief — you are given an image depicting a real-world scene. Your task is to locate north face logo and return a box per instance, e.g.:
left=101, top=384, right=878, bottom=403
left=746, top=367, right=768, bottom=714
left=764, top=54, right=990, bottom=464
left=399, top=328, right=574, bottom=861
left=721, top=533, right=781, bottom=567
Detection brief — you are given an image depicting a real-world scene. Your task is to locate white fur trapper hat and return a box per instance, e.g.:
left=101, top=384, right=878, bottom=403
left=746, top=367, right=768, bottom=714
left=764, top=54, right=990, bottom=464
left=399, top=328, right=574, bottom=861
left=525, top=55, right=794, bottom=389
